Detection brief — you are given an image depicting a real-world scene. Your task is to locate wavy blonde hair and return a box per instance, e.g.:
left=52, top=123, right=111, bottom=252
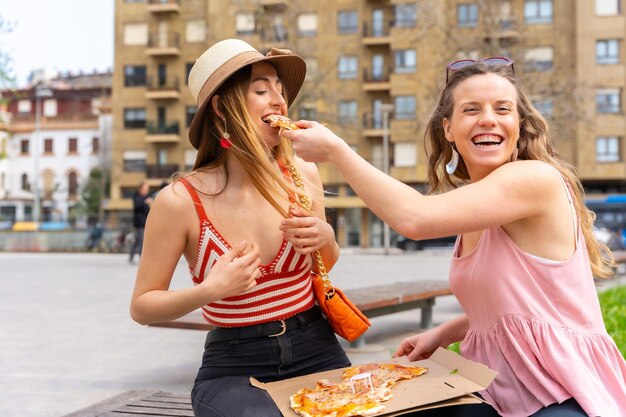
left=180, top=64, right=305, bottom=218
left=425, top=63, right=615, bottom=278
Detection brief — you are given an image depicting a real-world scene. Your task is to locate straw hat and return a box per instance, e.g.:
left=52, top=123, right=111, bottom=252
left=187, top=39, right=306, bottom=149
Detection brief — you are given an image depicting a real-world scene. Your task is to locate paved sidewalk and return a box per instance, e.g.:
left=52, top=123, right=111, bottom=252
left=1, top=250, right=622, bottom=417
left=0, top=249, right=458, bottom=417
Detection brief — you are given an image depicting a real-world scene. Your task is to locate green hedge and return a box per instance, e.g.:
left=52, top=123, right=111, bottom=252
left=599, top=285, right=626, bottom=358
left=448, top=285, right=626, bottom=358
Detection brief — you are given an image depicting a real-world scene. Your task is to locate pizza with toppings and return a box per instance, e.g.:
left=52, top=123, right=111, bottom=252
left=290, top=363, right=428, bottom=417
left=264, top=114, right=300, bottom=130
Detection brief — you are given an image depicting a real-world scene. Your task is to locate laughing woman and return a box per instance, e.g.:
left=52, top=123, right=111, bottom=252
left=129, top=39, right=350, bottom=417
left=282, top=58, right=626, bottom=416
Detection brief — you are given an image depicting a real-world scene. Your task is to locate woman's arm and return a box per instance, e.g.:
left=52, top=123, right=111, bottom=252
left=283, top=122, right=558, bottom=240
left=130, top=185, right=261, bottom=325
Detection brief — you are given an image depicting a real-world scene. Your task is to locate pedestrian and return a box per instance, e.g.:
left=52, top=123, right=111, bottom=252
left=129, top=182, right=152, bottom=263
left=129, top=39, right=349, bottom=417
left=282, top=57, right=626, bottom=416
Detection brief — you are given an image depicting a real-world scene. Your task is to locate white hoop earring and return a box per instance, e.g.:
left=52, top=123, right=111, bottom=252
left=446, top=143, right=459, bottom=175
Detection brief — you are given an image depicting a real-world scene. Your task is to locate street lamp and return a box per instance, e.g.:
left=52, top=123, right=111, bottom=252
left=380, top=103, right=394, bottom=255
left=33, top=85, right=53, bottom=223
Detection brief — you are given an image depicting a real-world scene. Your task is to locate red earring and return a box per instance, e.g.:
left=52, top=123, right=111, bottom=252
left=220, top=118, right=232, bottom=149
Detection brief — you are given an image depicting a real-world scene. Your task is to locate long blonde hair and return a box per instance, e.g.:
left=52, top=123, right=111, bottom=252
left=183, top=64, right=304, bottom=218
left=425, top=63, right=615, bottom=278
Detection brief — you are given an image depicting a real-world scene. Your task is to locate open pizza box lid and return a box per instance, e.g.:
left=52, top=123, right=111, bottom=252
left=251, top=347, right=497, bottom=416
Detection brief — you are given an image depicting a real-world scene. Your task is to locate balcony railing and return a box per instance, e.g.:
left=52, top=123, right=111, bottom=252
left=363, top=68, right=391, bottom=83
left=147, top=0, right=180, bottom=14
left=146, top=121, right=180, bottom=135
left=147, top=33, right=180, bottom=56
left=145, top=76, right=180, bottom=100
left=362, top=22, right=391, bottom=38
left=146, top=164, right=179, bottom=179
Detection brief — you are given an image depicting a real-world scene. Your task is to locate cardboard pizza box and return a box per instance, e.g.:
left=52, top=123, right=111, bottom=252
left=250, top=347, right=497, bottom=416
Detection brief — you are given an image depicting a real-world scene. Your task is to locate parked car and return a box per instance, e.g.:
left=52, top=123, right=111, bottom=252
left=395, top=234, right=457, bottom=251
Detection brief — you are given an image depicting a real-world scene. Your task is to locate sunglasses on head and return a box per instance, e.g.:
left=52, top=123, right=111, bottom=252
left=446, top=56, right=514, bottom=83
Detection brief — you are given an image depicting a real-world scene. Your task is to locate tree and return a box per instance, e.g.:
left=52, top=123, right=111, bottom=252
left=76, top=168, right=108, bottom=225
left=0, top=15, right=15, bottom=87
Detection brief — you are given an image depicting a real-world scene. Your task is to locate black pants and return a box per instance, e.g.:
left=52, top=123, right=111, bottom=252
left=191, top=309, right=350, bottom=417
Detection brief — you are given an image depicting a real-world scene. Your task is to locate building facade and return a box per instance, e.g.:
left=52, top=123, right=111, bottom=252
left=0, top=70, right=112, bottom=226
left=112, top=0, right=626, bottom=246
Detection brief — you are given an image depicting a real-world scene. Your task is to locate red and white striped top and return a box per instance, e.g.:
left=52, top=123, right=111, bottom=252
left=178, top=178, right=315, bottom=327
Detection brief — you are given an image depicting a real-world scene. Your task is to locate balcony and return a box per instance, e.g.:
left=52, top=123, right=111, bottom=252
left=147, top=0, right=180, bottom=14
left=145, top=76, right=180, bottom=100
left=362, top=22, right=391, bottom=46
left=146, top=33, right=180, bottom=57
left=361, top=112, right=390, bottom=137
left=260, top=0, right=289, bottom=9
left=146, top=120, right=180, bottom=143
left=362, top=68, right=391, bottom=92
left=146, top=164, right=180, bottom=179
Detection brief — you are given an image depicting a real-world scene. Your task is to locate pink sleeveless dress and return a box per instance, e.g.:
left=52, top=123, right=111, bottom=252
left=449, top=208, right=626, bottom=415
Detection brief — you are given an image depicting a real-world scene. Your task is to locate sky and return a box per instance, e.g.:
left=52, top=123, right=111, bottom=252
left=0, top=0, right=114, bottom=86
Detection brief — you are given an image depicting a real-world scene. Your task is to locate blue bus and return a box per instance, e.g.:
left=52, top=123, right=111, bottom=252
left=586, top=195, right=626, bottom=249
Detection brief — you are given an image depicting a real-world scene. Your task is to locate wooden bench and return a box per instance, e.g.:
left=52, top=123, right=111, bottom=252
left=149, top=280, right=452, bottom=347
left=63, top=390, right=192, bottom=417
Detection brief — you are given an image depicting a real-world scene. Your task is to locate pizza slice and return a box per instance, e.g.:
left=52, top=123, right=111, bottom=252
left=290, top=384, right=385, bottom=417
left=264, top=114, right=300, bottom=130
left=342, top=363, right=428, bottom=388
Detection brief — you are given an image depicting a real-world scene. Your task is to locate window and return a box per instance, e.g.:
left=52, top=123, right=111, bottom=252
left=394, top=96, right=416, bottom=119
left=394, top=4, right=416, bottom=27
left=68, top=172, right=78, bottom=198
left=457, top=4, right=478, bottom=28
left=124, top=65, right=146, bottom=86
left=338, top=56, right=358, bottom=79
left=305, top=58, right=318, bottom=81
left=596, top=88, right=621, bottom=113
left=186, top=20, right=206, bottom=43
left=123, top=108, right=146, bottom=129
left=596, top=136, right=620, bottom=162
left=298, top=13, right=317, bottom=37
left=596, top=0, right=621, bottom=15
left=298, top=106, right=317, bottom=120
left=43, top=99, right=57, bottom=117
left=21, top=173, right=29, bottom=191
left=20, top=139, right=29, bottom=154
left=44, top=138, right=53, bottom=154
left=532, top=99, right=554, bottom=118
left=338, top=10, right=358, bottom=34
left=236, top=13, right=255, bottom=36
left=124, top=23, right=148, bottom=46
left=394, top=49, right=416, bottom=73
left=184, top=149, right=197, bottom=171
left=394, top=142, right=417, bottom=167
left=186, top=106, right=197, bottom=127
left=68, top=137, right=78, bottom=154
left=92, top=137, right=99, bottom=154
left=186, top=62, right=194, bottom=84
left=596, top=39, right=620, bottom=64
left=123, top=150, right=147, bottom=172
left=524, top=0, right=553, bottom=24
left=18, top=100, right=31, bottom=114
left=524, top=47, right=554, bottom=71
left=338, top=101, right=358, bottom=125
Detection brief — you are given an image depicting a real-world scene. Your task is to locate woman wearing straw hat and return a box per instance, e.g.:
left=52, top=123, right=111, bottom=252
left=130, top=39, right=350, bottom=416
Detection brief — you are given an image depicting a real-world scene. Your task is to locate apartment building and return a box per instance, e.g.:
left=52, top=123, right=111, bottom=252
left=0, top=70, right=112, bottom=226
left=112, top=0, right=626, bottom=246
